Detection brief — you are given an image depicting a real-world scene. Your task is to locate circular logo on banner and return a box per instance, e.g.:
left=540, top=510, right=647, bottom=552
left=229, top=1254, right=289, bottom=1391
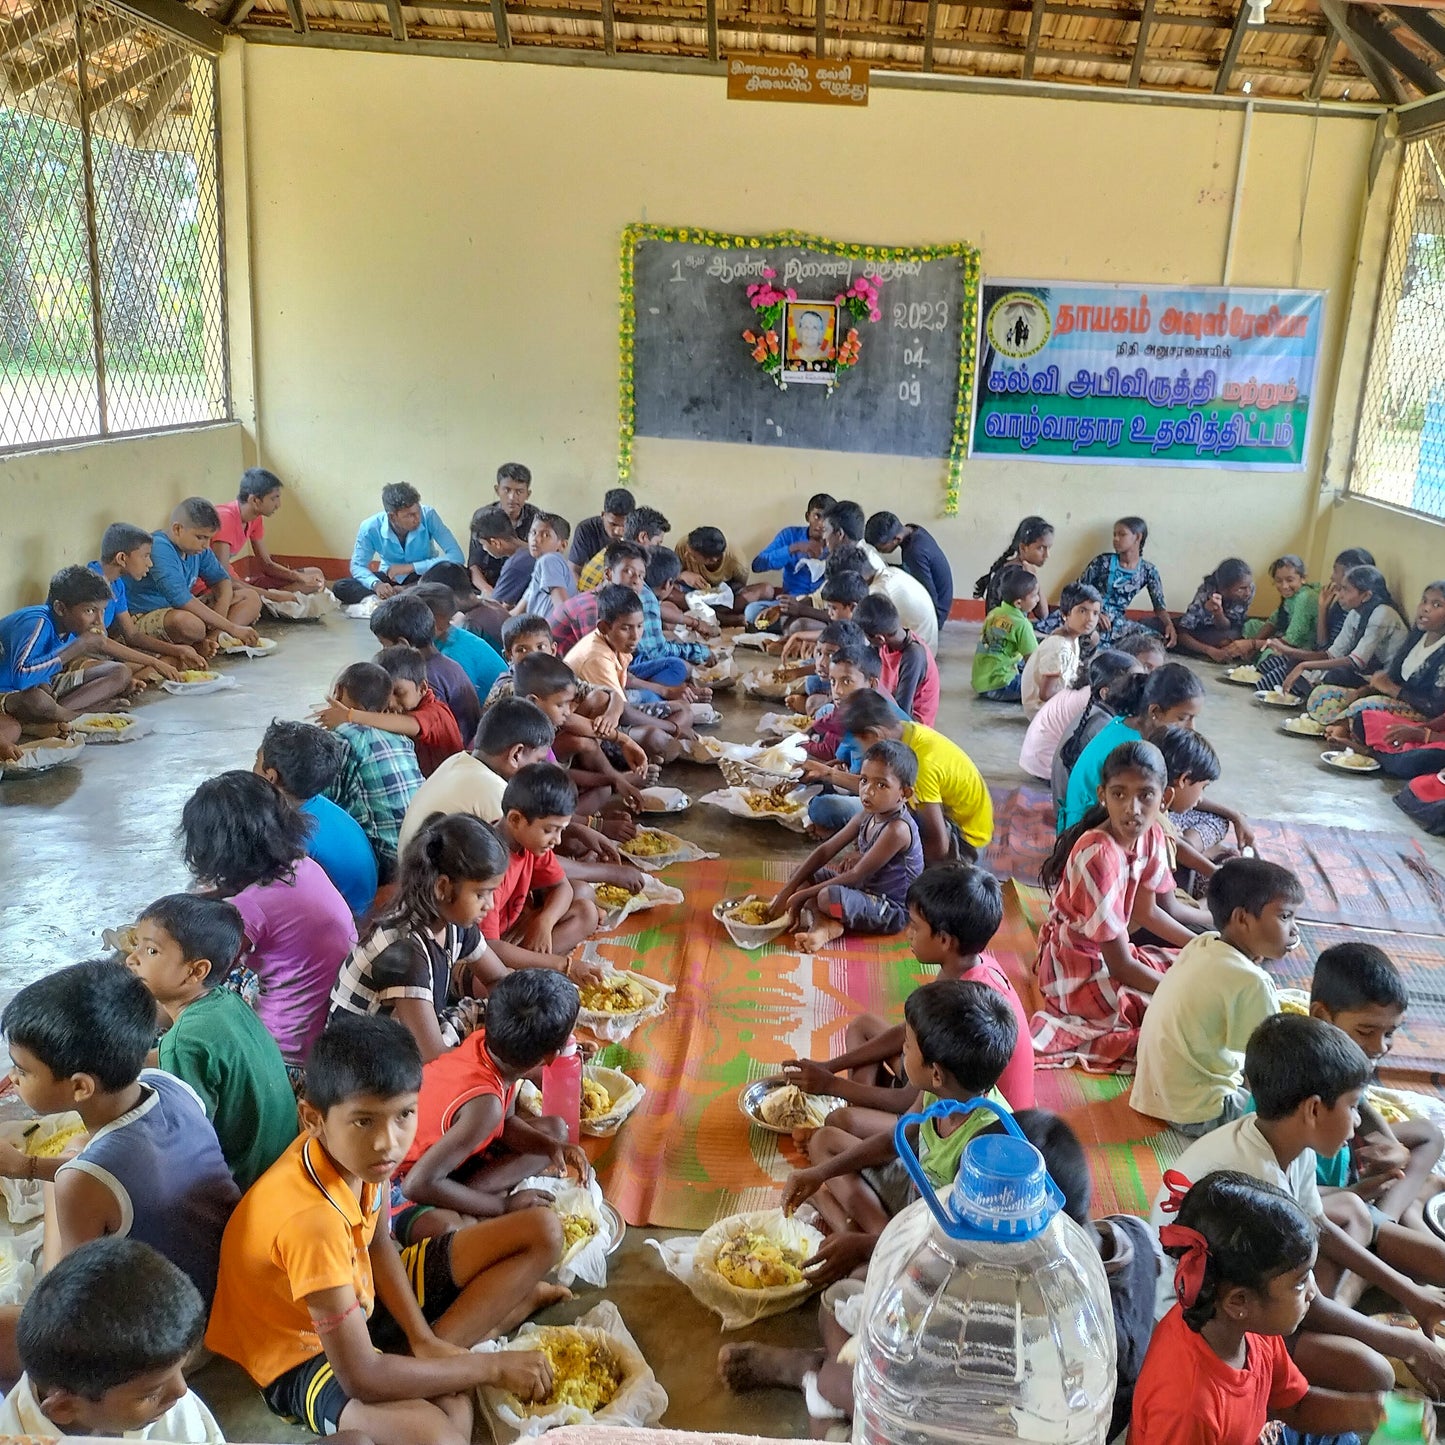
left=986, top=292, right=1051, bottom=359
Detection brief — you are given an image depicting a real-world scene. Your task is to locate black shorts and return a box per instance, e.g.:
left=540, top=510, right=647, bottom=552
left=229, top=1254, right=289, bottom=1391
left=260, top=1233, right=460, bottom=1435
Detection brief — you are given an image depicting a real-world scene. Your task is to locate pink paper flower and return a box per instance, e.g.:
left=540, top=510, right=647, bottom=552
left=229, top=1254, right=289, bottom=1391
left=762, top=268, right=776, bottom=278
left=869, top=309, right=881, bottom=323
left=834, top=293, right=845, bottom=304
left=786, top=288, right=797, bottom=301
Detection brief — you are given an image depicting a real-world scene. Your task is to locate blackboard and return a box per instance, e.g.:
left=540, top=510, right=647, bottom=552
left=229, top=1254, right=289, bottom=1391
left=626, top=231, right=976, bottom=460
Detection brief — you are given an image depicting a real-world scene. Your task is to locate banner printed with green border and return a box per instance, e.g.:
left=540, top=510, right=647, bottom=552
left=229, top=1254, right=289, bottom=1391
left=969, top=280, right=1325, bottom=469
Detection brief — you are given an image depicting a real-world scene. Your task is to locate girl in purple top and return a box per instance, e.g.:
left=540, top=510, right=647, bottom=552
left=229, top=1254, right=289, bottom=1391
left=768, top=739, right=924, bottom=953
left=180, top=772, right=356, bottom=1068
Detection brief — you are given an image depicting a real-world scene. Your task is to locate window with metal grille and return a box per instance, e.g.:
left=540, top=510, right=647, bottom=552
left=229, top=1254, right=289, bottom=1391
left=1348, top=135, right=1445, bottom=522
left=0, top=0, right=227, bottom=451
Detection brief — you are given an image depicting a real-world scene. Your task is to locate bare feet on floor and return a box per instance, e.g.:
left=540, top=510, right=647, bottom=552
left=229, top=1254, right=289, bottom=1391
left=792, top=920, right=845, bottom=953
left=717, top=1343, right=825, bottom=1393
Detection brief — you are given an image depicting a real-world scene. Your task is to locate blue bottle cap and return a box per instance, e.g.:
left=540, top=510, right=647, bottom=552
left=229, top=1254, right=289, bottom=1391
left=949, top=1135, right=1059, bottom=1241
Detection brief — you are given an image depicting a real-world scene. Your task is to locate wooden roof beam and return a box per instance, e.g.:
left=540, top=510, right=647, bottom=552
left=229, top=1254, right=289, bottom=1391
left=1348, top=5, right=1441, bottom=92
left=1308, top=30, right=1338, bottom=97
left=600, top=0, right=613, bottom=54
left=1318, top=0, right=1405, bottom=99
left=922, top=0, right=938, bottom=70
left=283, top=0, right=307, bottom=34
left=705, top=0, right=717, bottom=60
left=129, top=56, right=187, bottom=140
left=6, top=39, right=78, bottom=94
left=383, top=0, right=407, bottom=42
left=1021, top=0, right=1046, bottom=78
left=1129, top=0, right=1155, bottom=87
left=1213, top=1, right=1253, bottom=93
left=222, top=0, right=256, bottom=23
left=0, top=0, right=72, bottom=61
left=1397, top=86, right=1445, bottom=134
left=1388, top=4, right=1445, bottom=58
left=490, top=0, right=509, bottom=47
left=87, top=39, right=184, bottom=108
left=814, top=0, right=825, bottom=55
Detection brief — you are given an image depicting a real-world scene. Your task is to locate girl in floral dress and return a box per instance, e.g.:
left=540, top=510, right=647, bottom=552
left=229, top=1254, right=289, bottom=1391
left=1032, top=739, right=1198, bottom=1072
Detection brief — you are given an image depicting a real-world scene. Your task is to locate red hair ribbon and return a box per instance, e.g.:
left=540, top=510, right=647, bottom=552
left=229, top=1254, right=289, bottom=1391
left=1159, top=1168, right=1192, bottom=1215
left=1159, top=1224, right=1211, bottom=1308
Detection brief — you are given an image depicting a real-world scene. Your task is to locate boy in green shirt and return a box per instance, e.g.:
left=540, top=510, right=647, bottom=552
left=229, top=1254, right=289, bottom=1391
left=127, top=894, right=299, bottom=1191
left=972, top=564, right=1040, bottom=701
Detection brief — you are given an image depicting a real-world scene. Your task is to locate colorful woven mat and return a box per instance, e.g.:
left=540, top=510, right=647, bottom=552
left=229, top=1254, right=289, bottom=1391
left=587, top=857, right=925, bottom=1231
left=982, top=783, right=1055, bottom=886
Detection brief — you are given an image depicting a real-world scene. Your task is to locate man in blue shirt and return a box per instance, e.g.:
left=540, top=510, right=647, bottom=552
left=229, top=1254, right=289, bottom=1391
left=255, top=720, right=378, bottom=916
left=749, top=492, right=834, bottom=598
left=865, top=510, right=955, bottom=631
left=0, top=565, right=132, bottom=742
left=125, top=498, right=263, bottom=652
left=334, top=482, right=464, bottom=605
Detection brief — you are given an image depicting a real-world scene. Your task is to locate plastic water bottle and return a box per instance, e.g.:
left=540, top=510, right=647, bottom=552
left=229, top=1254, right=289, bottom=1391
left=1370, top=1392, right=1435, bottom=1443
left=540, top=1035, right=582, bottom=1144
left=852, top=1099, right=1116, bottom=1445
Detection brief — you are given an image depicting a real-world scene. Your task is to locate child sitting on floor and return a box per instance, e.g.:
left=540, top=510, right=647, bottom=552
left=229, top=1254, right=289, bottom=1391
left=320, top=660, right=425, bottom=877
left=1229, top=554, right=1320, bottom=663
left=785, top=620, right=867, bottom=717
left=1150, top=1013, right=1445, bottom=1397
left=568, top=486, right=635, bottom=578
left=1068, top=515, right=1174, bottom=646
left=1173, top=557, right=1256, bottom=662
left=360, top=644, right=464, bottom=777
left=853, top=594, right=939, bottom=725
left=180, top=771, right=357, bottom=1071
left=1132, top=1171, right=1386, bottom=1444
left=371, top=594, right=481, bottom=747
left=1033, top=739, right=1198, bottom=1072
left=803, top=644, right=896, bottom=766
left=768, top=740, right=924, bottom=952
left=485, top=763, right=600, bottom=976
left=397, top=970, right=588, bottom=1232
left=412, top=579, right=507, bottom=700
left=206, top=1015, right=564, bottom=1441
left=1153, top=723, right=1253, bottom=871
left=1309, top=942, right=1445, bottom=1249
left=128, top=894, right=299, bottom=1191
left=1131, top=857, right=1303, bottom=1135
left=865, top=511, right=954, bottom=633
left=0, top=961, right=239, bottom=1302
left=256, top=719, right=378, bottom=917
left=974, top=515, right=1053, bottom=623
left=1020, top=582, right=1100, bottom=717
left=513, top=512, right=576, bottom=623
left=784, top=862, right=1034, bottom=1114
left=1024, top=647, right=1137, bottom=785
left=781, top=980, right=1018, bottom=1240
left=1, top=1238, right=225, bottom=1443
left=972, top=564, right=1041, bottom=703
left=84, top=525, right=195, bottom=688
left=0, top=565, right=132, bottom=741
left=330, top=813, right=510, bottom=1060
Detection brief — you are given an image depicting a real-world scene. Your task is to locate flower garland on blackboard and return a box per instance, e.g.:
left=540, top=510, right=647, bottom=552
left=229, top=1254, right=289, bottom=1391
left=616, top=224, right=980, bottom=515
left=743, top=270, right=882, bottom=390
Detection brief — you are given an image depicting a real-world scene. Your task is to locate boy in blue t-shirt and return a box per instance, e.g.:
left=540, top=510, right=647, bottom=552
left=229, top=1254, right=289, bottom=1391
left=124, top=497, right=263, bottom=654
left=257, top=719, right=379, bottom=916
left=0, top=565, right=131, bottom=745
left=412, top=580, right=506, bottom=699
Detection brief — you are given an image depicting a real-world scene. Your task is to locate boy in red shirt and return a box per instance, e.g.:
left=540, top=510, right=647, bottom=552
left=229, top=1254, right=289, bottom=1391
left=854, top=594, right=939, bottom=727
left=315, top=644, right=462, bottom=777
left=397, top=970, right=587, bottom=1230
left=485, top=762, right=599, bottom=977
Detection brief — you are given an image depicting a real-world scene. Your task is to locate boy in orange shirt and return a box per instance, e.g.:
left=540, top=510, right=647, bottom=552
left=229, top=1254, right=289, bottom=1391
left=206, top=1014, right=564, bottom=1441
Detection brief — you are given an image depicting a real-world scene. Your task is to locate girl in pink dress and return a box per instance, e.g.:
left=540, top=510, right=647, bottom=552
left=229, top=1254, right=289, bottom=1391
left=1031, top=738, right=1198, bottom=1072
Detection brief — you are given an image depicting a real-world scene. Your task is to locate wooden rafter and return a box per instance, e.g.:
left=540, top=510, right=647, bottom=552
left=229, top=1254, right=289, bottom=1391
left=0, top=0, right=72, bottom=61
left=1319, top=0, right=1404, bottom=99
left=1128, top=0, right=1155, bottom=87
left=490, top=0, right=509, bottom=47
left=87, top=39, right=183, bottom=107
left=600, top=0, right=614, bottom=53
left=705, top=0, right=717, bottom=60
left=7, top=38, right=80, bottom=94
left=1308, top=29, right=1338, bottom=97
left=129, top=56, right=187, bottom=140
left=383, top=0, right=407, bottom=41
left=1021, top=0, right=1046, bottom=78
left=1213, top=1, right=1253, bottom=93
left=1389, top=4, right=1445, bottom=57
left=222, top=0, right=256, bottom=23
left=1348, top=5, right=1442, bottom=92
left=922, top=0, right=938, bottom=69
left=814, top=0, right=825, bottom=56
left=282, top=0, right=307, bottom=33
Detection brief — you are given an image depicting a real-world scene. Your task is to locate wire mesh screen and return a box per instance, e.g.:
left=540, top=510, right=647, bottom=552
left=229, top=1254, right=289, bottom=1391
left=0, top=1, right=227, bottom=450
left=1348, top=137, right=1445, bottom=521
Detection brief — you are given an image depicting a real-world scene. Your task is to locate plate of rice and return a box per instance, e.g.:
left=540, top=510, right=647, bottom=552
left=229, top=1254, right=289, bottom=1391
left=1253, top=689, right=1301, bottom=709
left=2, top=737, right=85, bottom=776
left=739, top=1077, right=845, bottom=1133
left=1222, top=664, right=1263, bottom=686
left=713, top=895, right=791, bottom=949
left=1321, top=749, right=1381, bottom=773
left=70, top=712, right=141, bottom=742
left=1281, top=715, right=1328, bottom=737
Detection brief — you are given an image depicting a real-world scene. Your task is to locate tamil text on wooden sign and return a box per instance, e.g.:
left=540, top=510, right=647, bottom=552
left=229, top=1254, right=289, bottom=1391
left=970, top=280, right=1325, bottom=469
left=726, top=56, right=870, bottom=106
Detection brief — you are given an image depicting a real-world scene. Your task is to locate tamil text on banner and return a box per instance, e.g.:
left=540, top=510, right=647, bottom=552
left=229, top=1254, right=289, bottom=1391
left=969, top=280, right=1324, bottom=469
left=725, top=56, right=869, bottom=106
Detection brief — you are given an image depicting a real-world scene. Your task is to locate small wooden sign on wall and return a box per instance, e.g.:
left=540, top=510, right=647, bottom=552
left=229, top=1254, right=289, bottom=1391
left=725, top=55, right=870, bottom=106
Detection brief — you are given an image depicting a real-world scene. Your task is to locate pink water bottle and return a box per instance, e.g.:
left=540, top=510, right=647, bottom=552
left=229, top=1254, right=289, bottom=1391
left=541, top=1035, right=583, bottom=1144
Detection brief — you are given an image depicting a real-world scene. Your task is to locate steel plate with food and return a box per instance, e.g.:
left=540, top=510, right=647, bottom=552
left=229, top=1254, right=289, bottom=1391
left=1253, top=689, right=1301, bottom=708
left=739, top=1077, right=845, bottom=1134
left=1222, top=664, right=1263, bottom=685
left=1281, top=715, right=1327, bottom=737
left=1321, top=749, right=1382, bottom=773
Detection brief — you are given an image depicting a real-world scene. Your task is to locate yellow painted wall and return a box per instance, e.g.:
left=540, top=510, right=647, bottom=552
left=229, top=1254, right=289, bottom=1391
left=1321, top=495, right=1445, bottom=611
left=1, top=424, right=247, bottom=613
left=235, top=46, right=1377, bottom=607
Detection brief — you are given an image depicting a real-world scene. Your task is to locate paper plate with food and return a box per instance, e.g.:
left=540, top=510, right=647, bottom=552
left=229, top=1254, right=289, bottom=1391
left=1253, top=688, right=1301, bottom=709
left=650, top=1207, right=824, bottom=1328
left=478, top=1302, right=667, bottom=1435
left=756, top=710, right=813, bottom=740
left=701, top=782, right=816, bottom=834
left=692, top=655, right=737, bottom=691
left=2, top=736, right=85, bottom=777
left=1281, top=714, right=1328, bottom=737
left=580, top=1063, right=646, bottom=1138
left=592, top=876, right=684, bottom=932
left=742, top=668, right=791, bottom=700
left=1222, top=664, right=1263, bottom=686
left=739, top=1077, right=845, bottom=1134
left=1321, top=749, right=1381, bottom=774
left=161, top=669, right=236, bottom=695
left=69, top=712, right=144, bottom=743
left=575, top=965, right=671, bottom=1042
left=217, top=632, right=278, bottom=657
left=637, top=786, right=689, bottom=815
left=617, top=826, right=715, bottom=871
left=510, top=1174, right=615, bottom=1288
left=712, top=895, right=792, bottom=949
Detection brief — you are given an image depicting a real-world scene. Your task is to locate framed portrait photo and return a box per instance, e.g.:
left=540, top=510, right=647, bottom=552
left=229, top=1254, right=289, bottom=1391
left=783, top=300, right=840, bottom=383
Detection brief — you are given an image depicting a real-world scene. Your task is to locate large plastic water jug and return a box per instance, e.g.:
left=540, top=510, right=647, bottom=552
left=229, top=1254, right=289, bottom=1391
left=852, top=1099, right=1116, bottom=1445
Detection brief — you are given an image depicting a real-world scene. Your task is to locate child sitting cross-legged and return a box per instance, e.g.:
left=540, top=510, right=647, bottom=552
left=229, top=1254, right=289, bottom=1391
left=802, top=642, right=896, bottom=766
left=971, top=563, right=1040, bottom=703
left=83, top=524, right=195, bottom=689
left=1131, top=857, right=1304, bottom=1135
left=0, top=961, right=239, bottom=1304
left=974, top=514, right=1054, bottom=624
left=1152, top=726, right=1229, bottom=889
left=411, top=579, right=507, bottom=702
left=853, top=593, right=939, bottom=726
left=396, top=969, right=589, bottom=1234
left=513, top=512, right=577, bottom=625
left=1309, top=942, right=1445, bottom=1257
left=785, top=619, right=866, bottom=719
left=1228, top=554, right=1321, bottom=664
left=180, top=771, right=357, bottom=1073
left=331, top=813, right=512, bottom=1061
left=1033, top=740, right=1200, bottom=1073
left=319, top=660, right=426, bottom=879
left=485, top=762, right=602, bottom=978
left=780, top=980, right=1018, bottom=1255
left=206, top=1014, right=565, bottom=1443
left=768, top=740, right=924, bottom=952
left=0, top=1238, right=225, bottom=1443
left=1131, top=1171, right=1386, bottom=1444
left=356, top=644, right=463, bottom=778
left=371, top=593, right=481, bottom=749
left=1020, top=582, right=1101, bottom=718
left=256, top=719, right=379, bottom=918
left=1173, top=557, right=1257, bottom=662
left=127, top=894, right=299, bottom=1191
left=1150, top=1013, right=1445, bottom=1397
left=784, top=863, right=1034, bottom=1117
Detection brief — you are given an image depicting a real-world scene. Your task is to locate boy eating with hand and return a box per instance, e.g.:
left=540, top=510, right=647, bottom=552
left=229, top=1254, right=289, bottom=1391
left=207, top=1014, right=564, bottom=1441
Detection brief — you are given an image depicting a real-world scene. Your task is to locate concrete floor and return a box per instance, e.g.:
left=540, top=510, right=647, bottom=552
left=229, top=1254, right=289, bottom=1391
left=0, top=613, right=1439, bottom=1440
